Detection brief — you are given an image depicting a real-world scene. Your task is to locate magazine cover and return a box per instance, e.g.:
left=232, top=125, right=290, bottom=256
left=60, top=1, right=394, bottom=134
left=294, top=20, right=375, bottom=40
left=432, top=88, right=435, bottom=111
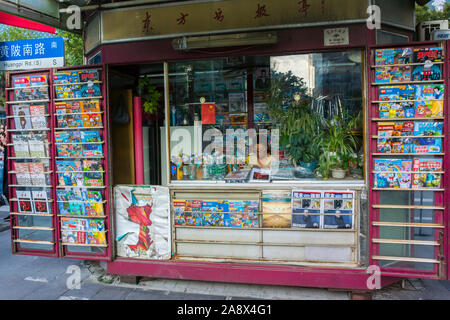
left=82, top=144, right=103, bottom=157
left=29, top=162, right=46, bottom=186
left=32, top=190, right=49, bottom=214
left=28, top=133, right=47, bottom=158
left=80, top=100, right=101, bottom=113
left=87, top=231, right=106, bottom=245
left=81, top=130, right=101, bottom=143
left=16, top=190, right=33, bottom=213
left=291, top=190, right=321, bottom=228
left=262, top=190, right=291, bottom=228
left=29, top=105, right=47, bottom=129
left=84, top=172, right=103, bottom=186
left=173, top=200, right=186, bottom=225
left=14, top=162, right=31, bottom=186
left=56, top=160, right=83, bottom=172
left=83, top=160, right=103, bottom=171
left=12, top=134, right=30, bottom=158
left=115, top=185, right=171, bottom=260
left=82, top=113, right=102, bottom=127
left=62, top=231, right=87, bottom=244
left=12, top=104, right=32, bottom=130
left=412, top=158, right=442, bottom=189
left=375, top=66, right=411, bottom=83
left=412, top=122, right=443, bottom=153
left=413, top=47, right=443, bottom=63
left=79, top=70, right=99, bottom=82
left=411, top=64, right=442, bottom=81
left=202, top=201, right=224, bottom=226
left=29, top=75, right=49, bottom=100
left=374, top=159, right=412, bottom=189
left=375, top=48, right=412, bottom=65
left=80, top=82, right=101, bottom=97
left=12, top=75, right=32, bottom=101
left=323, top=191, right=354, bottom=229
left=414, top=84, right=444, bottom=118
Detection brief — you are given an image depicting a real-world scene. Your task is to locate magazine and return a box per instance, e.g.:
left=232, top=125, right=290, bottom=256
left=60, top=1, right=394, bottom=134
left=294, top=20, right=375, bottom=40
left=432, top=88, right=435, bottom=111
left=261, top=190, right=291, bottom=228
left=29, top=105, right=47, bottom=129
left=228, top=92, right=246, bottom=113
left=323, top=191, right=354, bottom=229
left=412, top=158, right=442, bottom=189
left=12, top=75, right=32, bottom=101
left=413, top=47, right=443, bottom=63
left=29, top=74, right=49, bottom=100
left=16, top=189, right=33, bottom=213
left=412, top=122, right=443, bottom=153
left=29, top=162, right=46, bottom=186
left=375, top=48, right=412, bottom=65
left=374, top=159, right=412, bottom=189
left=12, top=104, right=32, bottom=130
left=173, top=200, right=186, bottom=225
left=32, top=190, right=49, bottom=214
left=28, top=133, right=47, bottom=158
left=13, top=162, right=31, bottom=186
left=375, top=66, right=411, bottom=83
left=79, top=70, right=99, bottom=82
left=11, top=134, right=30, bottom=158
left=291, top=190, right=321, bottom=228
left=414, top=84, right=444, bottom=118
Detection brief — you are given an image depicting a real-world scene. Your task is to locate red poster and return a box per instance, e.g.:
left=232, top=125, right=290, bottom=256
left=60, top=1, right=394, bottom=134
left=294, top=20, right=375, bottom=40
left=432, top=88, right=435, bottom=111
left=201, top=103, right=216, bottom=125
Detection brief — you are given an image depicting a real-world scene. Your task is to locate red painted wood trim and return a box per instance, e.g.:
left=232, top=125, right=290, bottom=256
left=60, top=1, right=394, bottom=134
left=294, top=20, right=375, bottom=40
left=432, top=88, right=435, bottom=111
left=133, top=96, right=145, bottom=185
left=0, top=12, right=56, bottom=34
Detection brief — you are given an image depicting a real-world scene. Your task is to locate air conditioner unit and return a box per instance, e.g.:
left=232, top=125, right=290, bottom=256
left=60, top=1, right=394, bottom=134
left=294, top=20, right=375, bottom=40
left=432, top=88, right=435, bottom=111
left=417, top=20, right=449, bottom=41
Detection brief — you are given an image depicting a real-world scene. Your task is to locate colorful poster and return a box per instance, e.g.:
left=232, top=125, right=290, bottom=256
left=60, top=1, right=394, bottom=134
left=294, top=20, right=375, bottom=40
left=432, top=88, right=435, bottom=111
left=115, top=185, right=170, bottom=260
left=201, top=103, right=216, bottom=125
left=323, top=191, right=354, bottom=229
left=291, top=190, right=321, bottom=228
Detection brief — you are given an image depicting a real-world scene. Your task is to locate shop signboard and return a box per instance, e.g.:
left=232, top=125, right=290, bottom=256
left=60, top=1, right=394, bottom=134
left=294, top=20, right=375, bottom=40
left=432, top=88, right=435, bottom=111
left=114, top=185, right=171, bottom=260
left=0, top=37, right=64, bottom=71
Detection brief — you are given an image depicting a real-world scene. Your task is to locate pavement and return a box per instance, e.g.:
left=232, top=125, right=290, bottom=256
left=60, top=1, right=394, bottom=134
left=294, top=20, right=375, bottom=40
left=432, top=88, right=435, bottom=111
left=0, top=207, right=449, bottom=300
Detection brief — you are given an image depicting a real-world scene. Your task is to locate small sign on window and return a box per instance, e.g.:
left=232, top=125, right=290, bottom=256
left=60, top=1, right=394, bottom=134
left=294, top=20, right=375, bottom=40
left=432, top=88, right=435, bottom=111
left=324, top=27, right=349, bottom=46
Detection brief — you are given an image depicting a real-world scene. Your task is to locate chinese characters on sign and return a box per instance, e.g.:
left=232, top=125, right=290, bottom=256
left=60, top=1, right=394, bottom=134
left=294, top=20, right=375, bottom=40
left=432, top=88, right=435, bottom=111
left=214, top=8, right=225, bottom=22
left=0, top=37, right=64, bottom=71
left=324, top=27, right=349, bottom=46
left=255, top=4, right=269, bottom=18
left=177, top=12, right=189, bottom=25
left=142, top=12, right=153, bottom=33
left=298, top=0, right=311, bottom=17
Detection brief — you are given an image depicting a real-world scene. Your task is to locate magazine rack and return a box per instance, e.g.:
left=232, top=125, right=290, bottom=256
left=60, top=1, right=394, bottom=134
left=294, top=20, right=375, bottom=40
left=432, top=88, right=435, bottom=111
left=368, top=41, right=447, bottom=279
left=5, top=66, right=112, bottom=261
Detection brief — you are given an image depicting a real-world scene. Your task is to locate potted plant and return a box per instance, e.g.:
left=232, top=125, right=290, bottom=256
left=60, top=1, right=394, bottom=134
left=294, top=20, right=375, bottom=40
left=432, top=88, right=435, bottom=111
left=267, top=73, right=321, bottom=172
left=315, top=113, right=361, bottom=179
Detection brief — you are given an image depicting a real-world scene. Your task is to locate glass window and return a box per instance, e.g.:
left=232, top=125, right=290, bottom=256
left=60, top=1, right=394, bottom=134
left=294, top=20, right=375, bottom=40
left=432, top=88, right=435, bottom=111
left=168, top=50, right=364, bottom=183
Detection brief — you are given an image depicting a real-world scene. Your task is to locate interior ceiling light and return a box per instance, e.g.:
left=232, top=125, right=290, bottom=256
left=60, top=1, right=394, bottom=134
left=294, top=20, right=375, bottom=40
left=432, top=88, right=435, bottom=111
left=172, top=32, right=278, bottom=50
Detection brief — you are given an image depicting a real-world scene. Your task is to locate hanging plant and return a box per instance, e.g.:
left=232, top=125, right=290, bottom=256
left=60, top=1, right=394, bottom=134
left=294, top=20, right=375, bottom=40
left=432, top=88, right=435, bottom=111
left=138, top=77, right=162, bottom=114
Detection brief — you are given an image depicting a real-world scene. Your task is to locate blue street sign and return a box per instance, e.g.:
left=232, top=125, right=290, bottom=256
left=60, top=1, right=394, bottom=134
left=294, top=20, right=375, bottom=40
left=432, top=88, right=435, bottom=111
left=0, top=37, right=64, bottom=70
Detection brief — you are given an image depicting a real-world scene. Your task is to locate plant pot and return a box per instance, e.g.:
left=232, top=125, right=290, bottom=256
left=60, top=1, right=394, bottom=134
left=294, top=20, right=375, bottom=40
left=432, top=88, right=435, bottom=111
left=300, top=161, right=318, bottom=172
left=331, top=168, right=346, bottom=179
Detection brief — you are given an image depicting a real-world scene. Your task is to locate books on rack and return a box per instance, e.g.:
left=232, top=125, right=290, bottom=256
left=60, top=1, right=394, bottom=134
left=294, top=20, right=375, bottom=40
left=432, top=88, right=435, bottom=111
left=291, top=190, right=321, bottom=228
left=61, top=217, right=106, bottom=245
left=412, top=158, right=442, bottom=189
left=375, top=48, right=413, bottom=65
left=323, top=191, right=354, bottom=229
left=54, top=71, right=82, bottom=99
left=32, top=190, right=50, bottom=213
left=414, top=84, right=444, bottom=118
left=56, top=188, right=104, bottom=217
left=374, top=46, right=443, bottom=83
left=11, top=134, right=30, bottom=158
left=12, top=104, right=32, bottom=130
left=29, top=162, right=46, bottom=186
left=377, top=121, right=442, bottom=154
left=29, top=105, right=47, bottom=129
left=28, top=133, right=47, bottom=158
left=12, top=75, right=32, bottom=101
left=16, top=190, right=33, bottom=213
left=262, top=190, right=291, bottom=228
left=202, top=201, right=224, bottom=227
left=29, top=75, right=49, bottom=100
left=224, top=200, right=258, bottom=228
left=374, top=159, right=412, bottom=188
left=13, top=162, right=31, bottom=185
left=56, top=130, right=103, bottom=158
left=55, top=100, right=102, bottom=128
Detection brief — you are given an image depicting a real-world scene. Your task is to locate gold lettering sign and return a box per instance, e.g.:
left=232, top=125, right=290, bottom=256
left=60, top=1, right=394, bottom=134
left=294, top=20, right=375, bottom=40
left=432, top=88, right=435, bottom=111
left=101, top=0, right=367, bottom=43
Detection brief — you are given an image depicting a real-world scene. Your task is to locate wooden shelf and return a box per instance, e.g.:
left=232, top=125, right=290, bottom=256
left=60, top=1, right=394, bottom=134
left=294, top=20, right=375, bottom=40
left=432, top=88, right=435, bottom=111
left=13, top=226, right=54, bottom=231
left=9, top=184, right=52, bottom=188
left=372, top=171, right=444, bottom=174
left=371, top=100, right=443, bottom=104
left=58, top=214, right=107, bottom=219
left=55, top=111, right=104, bottom=116
left=53, top=81, right=102, bottom=86
left=371, top=62, right=444, bottom=68
left=55, top=156, right=104, bottom=160
left=6, top=99, right=49, bottom=104
left=372, top=221, right=444, bottom=228
left=372, top=204, right=445, bottom=210
left=371, top=80, right=444, bottom=85
left=55, top=141, right=104, bottom=145
left=61, top=242, right=107, bottom=247
left=373, top=188, right=444, bottom=191
left=7, top=85, right=49, bottom=90
left=372, top=135, right=444, bottom=139
left=8, top=128, right=50, bottom=132
left=54, top=96, right=102, bottom=102
left=7, top=114, right=50, bottom=118
left=56, top=186, right=105, bottom=189
left=372, top=255, right=440, bottom=264
left=14, top=239, right=54, bottom=245
left=10, top=212, right=53, bottom=217
left=371, top=117, right=444, bottom=121
left=372, top=238, right=439, bottom=246
left=372, top=153, right=444, bottom=156
left=54, top=126, right=103, bottom=130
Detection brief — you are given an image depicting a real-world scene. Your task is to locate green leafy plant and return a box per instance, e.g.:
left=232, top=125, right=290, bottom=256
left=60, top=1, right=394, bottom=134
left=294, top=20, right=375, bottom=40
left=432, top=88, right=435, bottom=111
left=138, top=77, right=162, bottom=114
left=267, top=73, right=320, bottom=166
left=315, top=112, right=361, bottom=178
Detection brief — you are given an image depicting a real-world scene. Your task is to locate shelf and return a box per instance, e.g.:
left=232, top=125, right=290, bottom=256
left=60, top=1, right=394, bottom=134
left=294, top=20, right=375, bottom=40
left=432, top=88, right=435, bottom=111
left=8, top=157, right=51, bottom=160
left=6, top=99, right=49, bottom=104
left=7, top=114, right=50, bottom=118
left=14, top=239, right=54, bottom=245
left=8, top=128, right=50, bottom=132
left=7, top=142, right=51, bottom=146
left=372, top=255, right=440, bottom=264
left=55, top=111, right=104, bottom=116
left=13, top=226, right=54, bottom=231
left=56, top=186, right=105, bottom=189
left=9, top=185, right=52, bottom=188
left=372, top=100, right=444, bottom=103
left=372, top=204, right=445, bottom=210
left=57, top=200, right=106, bottom=203
left=371, top=80, right=444, bottom=85
left=373, top=188, right=444, bottom=191
left=375, top=238, right=439, bottom=246
left=371, top=62, right=444, bottom=68
left=56, top=171, right=104, bottom=174
left=372, top=171, right=444, bottom=174
left=372, top=153, right=444, bottom=156
left=372, top=221, right=444, bottom=228
left=53, top=81, right=102, bottom=86
left=371, top=117, right=444, bottom=121
left=372, top=135, right=443, bottom=139
left=62, top=243, right=108, bottom=248
left=58, top=214, right=107, bottom=219
left=174, top=225, right=355, bottom=232
left=10, top=212, right=53, bottom=217
left=55, top=157, right=104, bottom=159
left=7, top=85, right=49, bottom=90
left=54, top=126, right=103, bottom=130
left=54, top=96, right=102, bottom=102
left=55, top=141, right=104, bottom=145
left=10, top=198, right=54, bottom=203
left=9, top=171, right=53, bottom=174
